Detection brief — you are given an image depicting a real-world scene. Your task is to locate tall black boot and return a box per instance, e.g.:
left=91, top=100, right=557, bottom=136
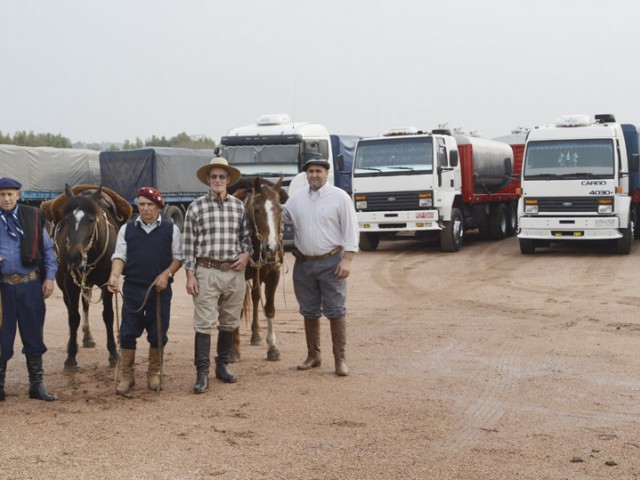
left=26, top=355, right=56, bottom=401
left=0, top=361, right=6, bottom=402
left=215, top=330, right=237, bottom=383
left=193, top=333, right=211, bottom=394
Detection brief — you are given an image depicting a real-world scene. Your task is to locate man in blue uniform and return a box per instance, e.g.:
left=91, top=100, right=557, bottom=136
left=0, top=177, right=58, bottom=401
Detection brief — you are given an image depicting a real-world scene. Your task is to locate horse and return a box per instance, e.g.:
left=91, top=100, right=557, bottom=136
left=230, top=176, right=288, bottom=362
left=52, top=184, right=127, bottom=370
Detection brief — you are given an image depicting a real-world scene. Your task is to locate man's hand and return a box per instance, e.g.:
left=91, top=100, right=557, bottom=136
left=232, top=251, right=251, bottom=272
left=185, top=270, right=199, bottom=297
left=42, top=279, right=55, bottom=299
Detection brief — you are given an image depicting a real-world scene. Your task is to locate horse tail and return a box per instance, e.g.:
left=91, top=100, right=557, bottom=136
left=242, top=279, right=252, bottom=327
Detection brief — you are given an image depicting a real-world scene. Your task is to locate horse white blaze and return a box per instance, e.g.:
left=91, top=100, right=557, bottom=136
left=73, top=209, right=85, bottom=231
left=264, top=198, right=278, bottom=251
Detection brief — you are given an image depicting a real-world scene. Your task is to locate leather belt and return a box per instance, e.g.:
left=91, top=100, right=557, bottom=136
left=303, top=246, right=342, bottom=261
left=196, top=257, right=234, bottom=271
left=1, top=270, right=40, bottom=285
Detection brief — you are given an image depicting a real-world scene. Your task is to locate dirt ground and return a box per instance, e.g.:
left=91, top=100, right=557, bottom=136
left=1, top=234, right=640, bottom=480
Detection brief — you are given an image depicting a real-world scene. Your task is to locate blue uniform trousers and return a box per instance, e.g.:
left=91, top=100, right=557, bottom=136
left=119, top=282, right=172, bottom=349
left=0, top=280, right=47, bottom=362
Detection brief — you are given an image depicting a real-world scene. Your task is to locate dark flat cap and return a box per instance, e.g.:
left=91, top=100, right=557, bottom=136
left=0, top=177, right=22, bottom=190
left=302, top=157, right=331, bottom=171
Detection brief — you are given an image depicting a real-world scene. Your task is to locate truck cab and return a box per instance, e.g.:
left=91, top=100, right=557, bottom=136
left=517, top=114, right=640, bottom=254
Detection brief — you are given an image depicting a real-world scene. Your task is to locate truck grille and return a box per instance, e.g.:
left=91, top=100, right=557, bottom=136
left=537, top=197, right=603, bottom=213
left=357, top=191, right=424, bottom=212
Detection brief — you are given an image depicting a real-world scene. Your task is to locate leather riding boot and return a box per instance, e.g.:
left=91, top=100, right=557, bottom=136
left=0, top=361, right=7, bottom=402
left=329, top=318, right=349, bottom=377
left=297, top=317, right=321, bottom=370
left=116, top=348, right=136, bottom=396
left=26, top=355, right=56, bottom=401
left=215, top=330, right=237, bottom=383
left=193, top=333, right=211, bottom=394
left=147, top=347, right=162, bottom=392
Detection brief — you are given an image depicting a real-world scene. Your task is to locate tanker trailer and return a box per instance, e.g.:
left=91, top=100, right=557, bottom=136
left=352, top=128, right=522, bottom=252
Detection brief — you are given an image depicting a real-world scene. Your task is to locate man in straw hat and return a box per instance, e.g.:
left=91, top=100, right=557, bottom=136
left=182, top=157, right=252, bottom=393
left=108, top=187, right=182, bottom=395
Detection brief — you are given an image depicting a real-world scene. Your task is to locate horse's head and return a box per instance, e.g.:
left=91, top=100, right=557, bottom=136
left=59, top=184, right=104, bottom=270
left=238, top=177, right=284, bottom=265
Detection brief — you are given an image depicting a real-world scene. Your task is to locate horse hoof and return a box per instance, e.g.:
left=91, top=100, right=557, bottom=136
left=83, top=340, right=96, bottom=348
left=267, top=348, right=280, bottom=362
left=63, top=362, right=78, bottom=372
left=250, top=335, right=262, bottom=346
left=108, top=356, right=119, bottom=368
left=228, top=352, right=241, bottom=364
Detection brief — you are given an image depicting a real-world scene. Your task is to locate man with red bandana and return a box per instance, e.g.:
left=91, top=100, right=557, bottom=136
left=108, top=187, right=182, bottom=395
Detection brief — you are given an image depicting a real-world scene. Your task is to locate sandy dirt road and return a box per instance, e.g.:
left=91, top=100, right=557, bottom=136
left=1, top=234, right=639, bottom=479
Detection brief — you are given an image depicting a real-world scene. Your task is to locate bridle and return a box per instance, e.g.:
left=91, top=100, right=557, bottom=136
left=243, top=189, right=283, bottom=270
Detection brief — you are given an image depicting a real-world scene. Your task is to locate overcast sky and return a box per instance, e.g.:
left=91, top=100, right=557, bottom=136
left=1, top=0, right=638, bottom=144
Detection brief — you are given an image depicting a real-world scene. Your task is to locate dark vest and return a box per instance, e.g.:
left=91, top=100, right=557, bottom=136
left=123, top=219, right=173, bottom=287
left=17, top=205, right=47, bottom=271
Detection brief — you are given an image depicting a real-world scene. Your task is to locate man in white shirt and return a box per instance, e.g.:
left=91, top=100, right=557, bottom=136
left=283, top=156, right=359, bottom=376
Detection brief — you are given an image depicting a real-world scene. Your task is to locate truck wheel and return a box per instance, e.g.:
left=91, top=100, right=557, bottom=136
left=519, top=238, right=536, bottom=254
left=634, top=209, right=640, bottom=240
left=489, top=203, right=508, bottom=240
left=164, top=205, right=184, bottom=230
left=616, top=228, right=633, bottom=255
left=440, top=208, right=464, bottom=252
left=505, top=202, right=517, bottom=237
left=359, top=232, right=380, bottom=251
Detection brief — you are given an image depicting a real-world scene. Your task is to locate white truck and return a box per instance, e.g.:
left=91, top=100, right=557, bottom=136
left=517, top=114, right=640, bottom=255
left=219, top=114, right=358, bottom=195
left=352, top=127, right=523, bottom=252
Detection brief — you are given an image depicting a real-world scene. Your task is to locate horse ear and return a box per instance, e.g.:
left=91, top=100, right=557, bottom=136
left=253, top=176, right=263, bottom=193
left=64, top=184, right=75, bottom=198
left=273, top=176, right=284, bottom=192
left=93, top=185, right=104, bottom=202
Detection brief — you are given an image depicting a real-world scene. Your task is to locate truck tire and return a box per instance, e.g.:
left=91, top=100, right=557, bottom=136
left=616, top=228, right=633, bottom=255
left=489, top=203, right=508, bottom=240
left=164, top=205, right=184, bottom=231
left=440, top=208, right=463, bottom=252
left=519, top=238, right=536, bottom=254
left=359, top=232, right=380, bottom=252
left=634, top=208, right=640, bottom=240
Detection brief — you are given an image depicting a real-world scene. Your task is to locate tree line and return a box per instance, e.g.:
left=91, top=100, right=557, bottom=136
left=0, top=130, right=216, bottom=150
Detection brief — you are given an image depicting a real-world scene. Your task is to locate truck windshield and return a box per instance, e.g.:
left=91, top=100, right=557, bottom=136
left=523, top=139, right=615, bottom=179
left=222, top=144, right=300, bottom=177
left=354, top=137, right=433, bottom=175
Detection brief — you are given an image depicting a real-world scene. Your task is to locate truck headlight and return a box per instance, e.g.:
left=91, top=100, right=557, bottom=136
left=419, top=198, right=433, bottom=207
left=356, top=200, right=367, bottom=209
left=598, top=204, right=612, bottom=214
left=524, top=204, right=538, bottom=214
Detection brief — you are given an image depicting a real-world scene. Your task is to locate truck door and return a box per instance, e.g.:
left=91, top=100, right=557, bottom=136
left=437, top=137, right=456, bottom=197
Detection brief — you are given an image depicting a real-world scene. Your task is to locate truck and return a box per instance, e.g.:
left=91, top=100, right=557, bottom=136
left=99, top=147, right=214, bottom=229
left=0, top=144, right=101, bottom=205
left=219, top=114, right=359, bottom=196
left=352, top=127, right=524, bottom=252
left=517, top=114, right=640, bottom=254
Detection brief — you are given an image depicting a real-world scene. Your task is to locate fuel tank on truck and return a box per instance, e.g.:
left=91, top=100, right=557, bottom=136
left=454, top=134, right=514, bottom=194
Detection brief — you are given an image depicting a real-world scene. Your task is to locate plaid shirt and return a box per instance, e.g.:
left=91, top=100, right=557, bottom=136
left=182, top=192, right=252, bottom=271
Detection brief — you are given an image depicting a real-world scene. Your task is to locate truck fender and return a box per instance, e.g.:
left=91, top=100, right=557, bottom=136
left=617, top=196, right=632, bottom=228
left=438, top=192, right=461, bottom=222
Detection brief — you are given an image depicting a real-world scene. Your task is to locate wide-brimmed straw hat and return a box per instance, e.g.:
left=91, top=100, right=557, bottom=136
left=196, top=157, right=241, bottom=186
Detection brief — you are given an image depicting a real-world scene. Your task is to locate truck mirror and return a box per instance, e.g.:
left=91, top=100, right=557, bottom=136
left=336, top=154, right=345, bottom=172
left=450, top=150, right=459, bottom=167
left=214, top=147, right=220, bottom=156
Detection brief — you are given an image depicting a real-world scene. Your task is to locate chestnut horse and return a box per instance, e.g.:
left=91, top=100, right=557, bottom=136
left=53, top=185, right=123, bottom=370
left=231, top=177, right=287, bottom=362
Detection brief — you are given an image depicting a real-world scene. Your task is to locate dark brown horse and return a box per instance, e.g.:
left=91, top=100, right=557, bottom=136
left=231, top=177, right=287, bottom=362
left=53, top=185, right=124, bottom=370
